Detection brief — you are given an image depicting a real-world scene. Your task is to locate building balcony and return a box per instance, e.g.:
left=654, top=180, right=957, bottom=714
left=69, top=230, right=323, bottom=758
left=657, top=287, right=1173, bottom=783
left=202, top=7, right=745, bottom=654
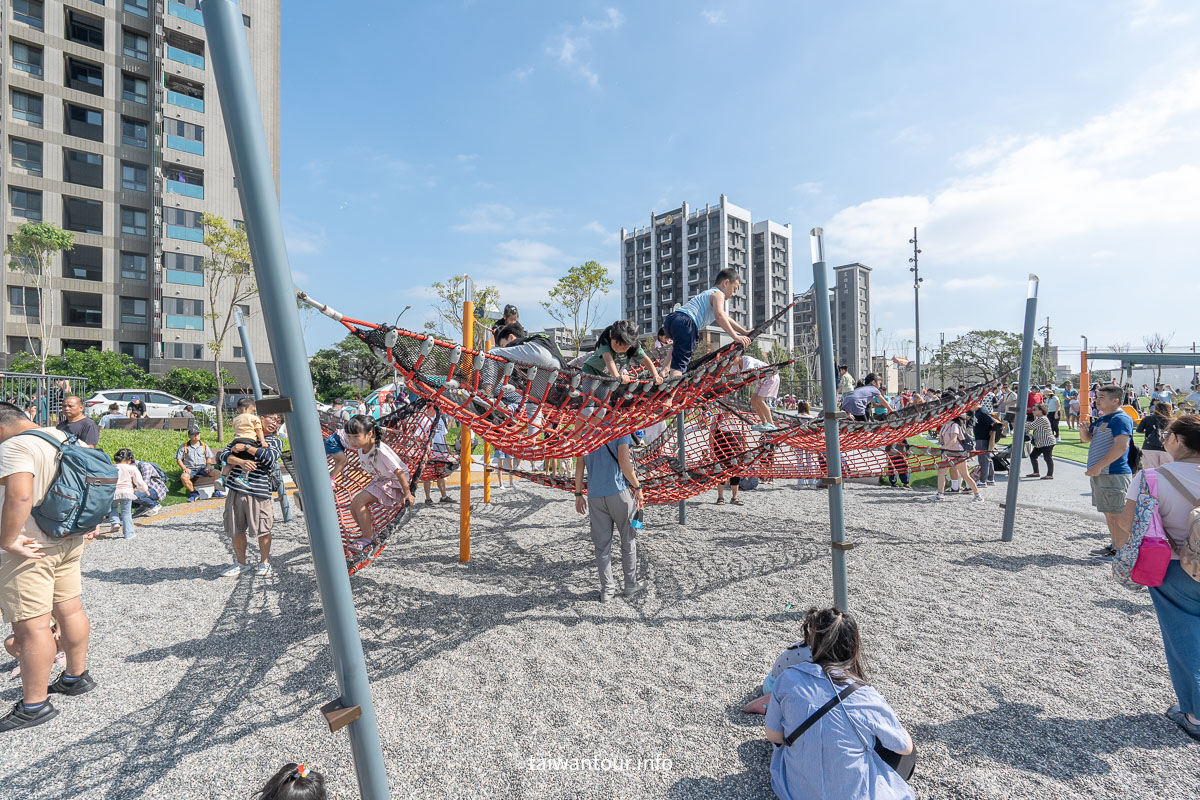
left=166, top=135, right=204, bottom=156
left=167, top=45, right=204, bottom=70
left=167, top=179, right=203, bottom=199
left=167, top=1, right=204, bottom=26
left=167, top=91, right=204, bottom=112
left=166, top=225, right=203, bottom=242
left=166, top=314, right=204, bottom=330
left=166, top=269, right=204, bottom=286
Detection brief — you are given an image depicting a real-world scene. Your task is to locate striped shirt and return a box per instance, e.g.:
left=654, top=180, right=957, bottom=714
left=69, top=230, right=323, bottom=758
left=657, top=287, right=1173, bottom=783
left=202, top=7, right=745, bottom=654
left=1029, top=416, right=1055, bottom=448
left=218, top=435, right=281, bottom=499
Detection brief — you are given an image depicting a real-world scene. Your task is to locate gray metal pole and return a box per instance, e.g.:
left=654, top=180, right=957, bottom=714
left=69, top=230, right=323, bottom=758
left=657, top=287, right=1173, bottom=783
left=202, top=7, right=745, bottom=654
left=811, top=229, right=850, bottom=611
left=1002, top=275, right=1040, bottom=543
left=676, top=413, right=687, bottom=525
left=909, top=228, right=922, bottom=392
left=235, top=309, right=263, bottom=400
left=201, top=3, right=390, bottom=798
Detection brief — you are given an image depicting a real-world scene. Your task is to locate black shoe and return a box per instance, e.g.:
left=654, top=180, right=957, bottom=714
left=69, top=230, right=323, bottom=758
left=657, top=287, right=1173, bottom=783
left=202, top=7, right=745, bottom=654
left=48, top=670, right=97, bottom=696
left=0, top=699, right=58, bottom=732
left=624, top=580, right=649, bottom=598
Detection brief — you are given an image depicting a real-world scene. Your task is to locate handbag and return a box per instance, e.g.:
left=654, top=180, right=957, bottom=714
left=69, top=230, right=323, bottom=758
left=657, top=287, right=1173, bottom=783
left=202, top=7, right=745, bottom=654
left=780, top=679, right=915, bottom=782
left=1113, top=470, right=1173, bottom=590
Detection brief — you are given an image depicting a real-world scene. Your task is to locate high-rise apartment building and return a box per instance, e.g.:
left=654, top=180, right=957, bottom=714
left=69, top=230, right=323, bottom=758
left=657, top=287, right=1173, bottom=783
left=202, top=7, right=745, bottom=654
left=792, top=262, right=873, bottom=381
left=619, top=195, right=792, bottom=351
left=1, top=0, right=280, bottom=385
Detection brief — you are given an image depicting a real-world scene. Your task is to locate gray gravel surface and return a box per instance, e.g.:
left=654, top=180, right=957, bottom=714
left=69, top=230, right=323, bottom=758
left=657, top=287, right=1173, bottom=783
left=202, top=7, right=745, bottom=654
left=0, top=480, right=1196, bottom=799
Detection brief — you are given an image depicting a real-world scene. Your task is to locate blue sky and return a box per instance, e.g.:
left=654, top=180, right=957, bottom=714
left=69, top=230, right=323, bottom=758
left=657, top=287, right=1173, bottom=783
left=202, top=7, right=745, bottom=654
left=279, top=0, right=1200, bottom=369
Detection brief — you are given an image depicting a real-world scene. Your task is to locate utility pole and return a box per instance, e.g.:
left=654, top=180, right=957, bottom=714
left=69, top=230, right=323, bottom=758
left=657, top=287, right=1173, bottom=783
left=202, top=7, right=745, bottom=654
left=908, top=228, right=922, bottom=392
left=1038, top=316, right=1051, bottom=384
left=938, top=331, right=945, bottom=389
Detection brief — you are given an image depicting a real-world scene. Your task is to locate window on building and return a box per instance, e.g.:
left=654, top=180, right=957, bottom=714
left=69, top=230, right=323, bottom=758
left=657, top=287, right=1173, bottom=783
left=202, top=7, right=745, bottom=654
left=8, top=286, right=39, bottom=319
left=242, top=13, right=251, bottom=26
left=122, top=29, right=149, bottom=61
left=12, top=90, right=43, bottom=126
left=120, top=297, right=147, bottom=325
left=164, top=252, right=204, bottom=285
left=165, top=75, right=204, bottom=111
left=165, top=29, right=205, bottom=68
left=12, top=40, right=44, bottom=77
left=121, top=162, right=148, bottom=192
left=14, top=0, right=44, bottom=29
left=165, top=118, right=204, bottom=154
left=165, top=207, right=203, bottom=229
left=10, top=188, right=42, bottom=220
left=123, top=0, right=149, bottom=17
left=63, top=149, right=104, bottom=188
left=65, top=56, right=104, bottom=96
left=233, top=346, right=244, bottom=359
left=63, top=293, right=103, bottom=328
left=120, top=207, right=148, bottom=236
left=66, top=103, right=103, bottom=141
left=10, top=138, right=42, bottom=174
left=121, top=117, right=147, bottom=148
left=61, top=339, right=100, bottom=353
left=166, top=342, right=205, bottom=360
left=235, top=303, right=251, bottom=317
left=63, top=197, right=103, bottom=234
left=63, top=244, right=103, bottom=281
left=8, top=337, right=42, bottom=356
left=66, top=9, right=104, bottom=48
left=120, top=342, right=148, bottom=363
left=121, top=252, right=147, bottom=280
left=122, top=74, right=148, bottom=104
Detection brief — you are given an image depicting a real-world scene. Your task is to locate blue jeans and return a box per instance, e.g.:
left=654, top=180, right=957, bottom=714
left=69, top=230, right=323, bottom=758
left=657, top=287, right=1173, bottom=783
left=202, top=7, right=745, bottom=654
left=1149, top=560, right=1200, bottom=715
left=110, top=499, right=135, bottom=539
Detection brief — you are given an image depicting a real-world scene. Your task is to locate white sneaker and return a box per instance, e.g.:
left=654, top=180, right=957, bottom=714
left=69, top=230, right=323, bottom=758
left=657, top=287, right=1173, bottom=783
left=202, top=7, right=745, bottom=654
left=145, top=505, right=161, bottom=517
left=933, top=493, right=945, bottom=501
left=221, top=562, right=246, bottom=578
left=972, top=493, right=983, bottom=502
left=254, top=561, right=272, bottom=577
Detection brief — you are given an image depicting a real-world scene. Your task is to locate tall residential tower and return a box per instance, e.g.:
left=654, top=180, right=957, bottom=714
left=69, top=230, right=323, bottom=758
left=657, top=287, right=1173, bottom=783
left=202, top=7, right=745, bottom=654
left=1, top=0, right=280, bottom=385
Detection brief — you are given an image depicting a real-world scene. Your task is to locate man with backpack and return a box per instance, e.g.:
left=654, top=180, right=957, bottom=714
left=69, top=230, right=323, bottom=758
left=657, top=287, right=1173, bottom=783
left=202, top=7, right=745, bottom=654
left=0, top=402, right=103, bottom=731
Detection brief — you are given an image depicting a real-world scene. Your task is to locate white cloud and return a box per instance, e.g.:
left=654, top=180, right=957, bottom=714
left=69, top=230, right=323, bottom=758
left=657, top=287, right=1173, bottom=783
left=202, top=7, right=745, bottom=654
left=453, top=204, right=556, bottom=234
left=795, top=181, right=822, bottom=195
left=546, top=8, right=625, bottom=88
left=701, top=9, right=726, bottom=24
left=583, top=220, right=620, bottom=245
left=941, top=276, right=1022, bottom=292
left=455, top=154, right=479, bottom=171
left=828, top=69, right=1200, bottom=267
left=284, top=218, right=326, bottom=256
left=511, top=66, right=535, bottom=80
left=1129, top=0, right=1192, bottom=29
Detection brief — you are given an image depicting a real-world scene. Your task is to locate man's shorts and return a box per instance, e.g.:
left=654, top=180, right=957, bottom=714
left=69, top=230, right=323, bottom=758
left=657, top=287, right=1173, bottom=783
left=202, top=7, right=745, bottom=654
left=223, top=492, right=274, bottom=539
left=324, top=433, right=347, bottom=456
left=663, top=312, right=697, bottom=373
left=189, top=467, right=214, bottom=479
left=0, top=537, right=86, bottom=623
left=1090, top=473, right=1132, bottom=514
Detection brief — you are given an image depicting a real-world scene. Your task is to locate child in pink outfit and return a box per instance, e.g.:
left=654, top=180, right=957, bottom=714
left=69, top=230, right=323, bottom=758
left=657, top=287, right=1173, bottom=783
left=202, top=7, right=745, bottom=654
left=342, top=416, right=414, bottom=550
left=110, top=447, right=148, bottom=539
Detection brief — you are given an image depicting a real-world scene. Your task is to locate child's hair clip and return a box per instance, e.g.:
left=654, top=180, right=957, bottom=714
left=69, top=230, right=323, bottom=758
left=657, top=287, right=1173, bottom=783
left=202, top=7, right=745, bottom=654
left=294, top=764, right=309, bottom=780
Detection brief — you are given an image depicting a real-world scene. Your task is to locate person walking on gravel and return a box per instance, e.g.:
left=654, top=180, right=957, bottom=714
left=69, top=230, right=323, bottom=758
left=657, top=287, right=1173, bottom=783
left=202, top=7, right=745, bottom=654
left=1025, top=403, right=1056, bottom=479
left=1081, top=385, right=1134, bottom=561
left=0, top=403, right=96, bottom=732
left=574, top=434, right=647, bottom=602
left=218, top=414, right=284, bottom=578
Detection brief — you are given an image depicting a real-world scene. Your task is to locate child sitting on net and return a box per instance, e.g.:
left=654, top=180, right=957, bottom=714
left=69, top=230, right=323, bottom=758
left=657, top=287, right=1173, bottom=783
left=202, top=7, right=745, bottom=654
left=253, top=763, right=326, bottom=800
left=582, top=320, right=663, bottom=386
left=343, top=414, right=414, bottom=550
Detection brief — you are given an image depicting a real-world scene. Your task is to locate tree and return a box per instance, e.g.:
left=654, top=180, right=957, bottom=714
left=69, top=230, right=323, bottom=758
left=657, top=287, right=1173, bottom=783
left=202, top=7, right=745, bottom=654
left=201, top=213, right=257, bottom=440
left=424, top=275, right=501, bottom=348
left=5, top=222, right=75, bottom=374
left=334, top=333, right=393, bottom=391
left=159, top=366, right=237, bottom=402
left=309, top=347, right=356, bottom=402
left=932, top=330, right=1048, bottom=386
left=540, top=260, right=612, bottom=356
left=1143, top=331, right=1174, bottom=382
left=10, top=347, right=154, bottom=392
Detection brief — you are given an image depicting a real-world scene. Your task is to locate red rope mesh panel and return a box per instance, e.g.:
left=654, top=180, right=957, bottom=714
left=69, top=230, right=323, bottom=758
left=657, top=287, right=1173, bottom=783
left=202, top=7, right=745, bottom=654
left=318, top=303, right=794, bottom=461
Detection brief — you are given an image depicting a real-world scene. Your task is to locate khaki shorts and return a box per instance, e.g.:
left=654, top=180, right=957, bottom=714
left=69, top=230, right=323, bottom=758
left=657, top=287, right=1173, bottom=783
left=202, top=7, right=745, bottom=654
left=223, top=492, right=274, bottom=539
left=1090, top=473, right=1132, bottom=514
left=0, top=537, right=86, bottom=624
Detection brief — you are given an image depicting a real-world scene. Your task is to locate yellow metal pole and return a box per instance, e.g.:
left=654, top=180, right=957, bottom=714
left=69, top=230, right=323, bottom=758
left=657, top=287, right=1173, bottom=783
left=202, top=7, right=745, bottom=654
left=460, top=296, right=473, bottom=562
left=483, top=334, right=492, bottom=504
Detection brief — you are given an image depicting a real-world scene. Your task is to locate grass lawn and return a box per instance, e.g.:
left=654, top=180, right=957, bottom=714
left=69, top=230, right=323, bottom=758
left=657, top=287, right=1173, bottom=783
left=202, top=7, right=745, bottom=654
left=96, top=429, right=286, bottom=507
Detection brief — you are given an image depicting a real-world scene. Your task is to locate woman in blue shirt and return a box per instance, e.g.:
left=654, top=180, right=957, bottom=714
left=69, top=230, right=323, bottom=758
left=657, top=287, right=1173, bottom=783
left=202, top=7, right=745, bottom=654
left=765, top=608, right=914, bottom=800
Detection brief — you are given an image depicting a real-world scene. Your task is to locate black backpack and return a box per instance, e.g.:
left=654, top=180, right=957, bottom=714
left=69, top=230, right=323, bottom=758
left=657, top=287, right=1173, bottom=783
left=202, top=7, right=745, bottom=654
left=1128, top=438, right=1143, bottom=474
left=508, top=333, right=565, bottom=369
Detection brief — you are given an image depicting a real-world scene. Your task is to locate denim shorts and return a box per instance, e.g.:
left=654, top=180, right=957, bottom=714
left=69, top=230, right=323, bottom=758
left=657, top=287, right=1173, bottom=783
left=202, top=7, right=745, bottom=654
left=324, top=433, right=347, bottom=456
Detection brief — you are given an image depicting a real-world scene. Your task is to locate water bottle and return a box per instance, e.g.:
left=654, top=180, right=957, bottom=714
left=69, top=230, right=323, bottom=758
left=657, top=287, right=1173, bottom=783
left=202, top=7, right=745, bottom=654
left=631, top=507, right=644, bottom=530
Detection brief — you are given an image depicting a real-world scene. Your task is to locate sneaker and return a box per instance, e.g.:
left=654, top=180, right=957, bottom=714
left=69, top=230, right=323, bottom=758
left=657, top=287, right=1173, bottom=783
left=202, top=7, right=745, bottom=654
left=145, top=505, right=161, bottom=517
left=1041, top=475, right=1054, bottom=480
left=623, top=580, right=649, bottom=598
left=1090, top=544, right=1117, bottom=557
left=1165, top=705, right=1200, bottom=743
left=599, top=590, right=615, bottom=604
left=187, top=492, right=199, bottom=503
left=0, top=699, right=58, bottom=733
left=933, top=493, right=945, bottom=501
left=1025, top=473, right=1041, bottom=478
left=221, top=562, right=246, bottom=578
left=750, top=424, right=776, bottom=432
left=254, top=561, right=272, bottom=577
left=439, top=496, right=456, bottom=504
left=48, top=670, right=97, bottom=697
left=212, top=491, right=226, bottom=499
left=972, top=493, right=983, bottom=503
left=1092, top=544, right=1118, bottom=561
left=109, top=522, right=121, bottom=532
left=424, top=498, right=434, bottom=506
left=123, top=532, right=135, bottom=540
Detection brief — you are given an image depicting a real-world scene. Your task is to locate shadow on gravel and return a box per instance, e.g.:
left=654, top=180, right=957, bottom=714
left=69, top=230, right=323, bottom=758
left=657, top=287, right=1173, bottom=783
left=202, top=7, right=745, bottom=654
left=951, top=552, right=1099, bottom=571
left=0, top=542, right=328, bottom=800
left=1094, top=597, right=1155, bottom=616
left=911, top=687, right=1191, bottom=777
left=86, top=565, right=229, bottom=584
left=665, top=739, right=773, bottom=800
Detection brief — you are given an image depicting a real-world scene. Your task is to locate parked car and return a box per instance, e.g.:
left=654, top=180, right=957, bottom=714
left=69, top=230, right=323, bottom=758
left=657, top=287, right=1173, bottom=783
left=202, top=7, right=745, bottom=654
left=84, top=390, right=216, bottom=419
left=205, top=393, right=258, bottom=414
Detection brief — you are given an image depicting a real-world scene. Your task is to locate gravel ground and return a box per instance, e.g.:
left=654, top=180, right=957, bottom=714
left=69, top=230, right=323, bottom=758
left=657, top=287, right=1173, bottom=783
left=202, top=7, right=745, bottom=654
left=0, top=480, right=1196, bottom=800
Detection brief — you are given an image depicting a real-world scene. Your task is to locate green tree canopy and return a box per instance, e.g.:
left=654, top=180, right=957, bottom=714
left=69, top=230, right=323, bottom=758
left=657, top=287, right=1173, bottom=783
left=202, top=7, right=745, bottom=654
left=541, top=260, right=613, bottom=355
left=201, top=213, right=257, bottom=439
left=931, top=330, right=1051, bottom=388
left=424, top=275, right=501, bottom=349
left=6, top=222, right=75, bottom=375
left=10, top=348, right=154, bottom=392
left=158, top=367, right=237, bottom=402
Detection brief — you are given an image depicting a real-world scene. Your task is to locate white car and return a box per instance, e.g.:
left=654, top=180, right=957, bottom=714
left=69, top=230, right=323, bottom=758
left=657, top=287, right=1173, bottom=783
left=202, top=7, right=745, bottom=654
left=84, top=390, right=216, bottom=419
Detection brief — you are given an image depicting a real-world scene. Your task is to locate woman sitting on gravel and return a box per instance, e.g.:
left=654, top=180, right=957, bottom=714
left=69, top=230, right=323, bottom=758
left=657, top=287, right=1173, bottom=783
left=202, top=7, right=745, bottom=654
left=765, top=607, right=914, bottom=799
left=1116, top=414, right=1200, bottom=743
